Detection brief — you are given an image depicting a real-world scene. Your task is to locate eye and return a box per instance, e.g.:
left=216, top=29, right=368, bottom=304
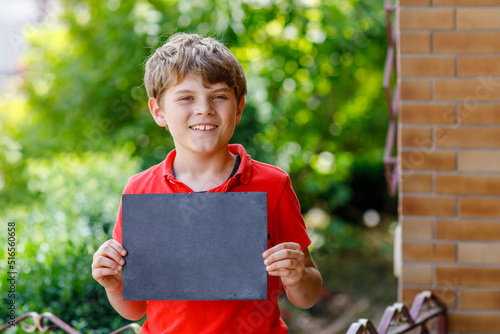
left=213, top=95, right=227, bottom=100
left=180, top=96, right=193, bottom=101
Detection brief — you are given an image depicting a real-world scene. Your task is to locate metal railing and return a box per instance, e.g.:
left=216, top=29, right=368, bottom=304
left=0, top=312, right=141, bottom=334
left=383, top=0, right=399, bottom=196
left=346, top=291, right=447, bottom=334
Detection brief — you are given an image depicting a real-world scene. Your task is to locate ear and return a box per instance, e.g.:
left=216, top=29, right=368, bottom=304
left=149, top=98, right=168, bottom=128
left=235, top=96, right=245, bottom=125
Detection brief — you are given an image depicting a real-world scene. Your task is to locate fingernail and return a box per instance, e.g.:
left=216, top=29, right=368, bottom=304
left=118, top=265, right=123, bottom=271
left=264, top=260, right=268, bottom=265
left=114, top=270, right=118, bottom=274
left=120, top=259, right=125, bottom=265
left=122, top=250, right=127, bottom=256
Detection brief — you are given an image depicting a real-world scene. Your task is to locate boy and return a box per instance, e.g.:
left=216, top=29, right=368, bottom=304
left=91, top=33, right=322, bottom=333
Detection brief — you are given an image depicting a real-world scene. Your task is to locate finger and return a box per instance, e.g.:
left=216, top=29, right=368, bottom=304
left=262, top=242, right=301, bottom=258
left=93, top=239, right=126, bottom=260
left=267, top=269, right=293, bottom=277
left=92, top=256, right=124, bottom=272
left=95, top=243, right=126, bottom=266
left=92, top=267, right=120, bottom=281
left=264, top=248, right=304, bottom=266
left=107, top=239, right=128, bottom=256
left=266, top=258, right=300, bottom=272
left=103, top=239, right=127, bottom=257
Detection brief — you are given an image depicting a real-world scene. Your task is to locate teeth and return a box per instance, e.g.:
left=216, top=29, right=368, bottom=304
left=192, top=125, right=217, bottom=131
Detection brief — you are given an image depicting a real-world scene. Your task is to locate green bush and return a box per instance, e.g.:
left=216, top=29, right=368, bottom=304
left=0, top=151, right=140, bottom=332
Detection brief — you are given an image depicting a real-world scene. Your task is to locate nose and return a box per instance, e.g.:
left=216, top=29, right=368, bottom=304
left=195, top=98, right=215, bottom=116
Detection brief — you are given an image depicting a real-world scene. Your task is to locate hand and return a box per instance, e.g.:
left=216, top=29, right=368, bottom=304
left=262, top=242, right=305, bottom=288
left=92, top=239, right=127, bottom=292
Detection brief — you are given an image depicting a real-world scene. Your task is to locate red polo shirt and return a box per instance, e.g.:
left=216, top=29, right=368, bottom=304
left=113, top=144, right=311, bottom=334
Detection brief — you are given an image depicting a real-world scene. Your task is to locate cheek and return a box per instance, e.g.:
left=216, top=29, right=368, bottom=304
left=166, top=112, right=187, bottom=125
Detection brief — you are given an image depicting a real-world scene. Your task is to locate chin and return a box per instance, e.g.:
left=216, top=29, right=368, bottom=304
left=193, top=143, right=228, bottom=154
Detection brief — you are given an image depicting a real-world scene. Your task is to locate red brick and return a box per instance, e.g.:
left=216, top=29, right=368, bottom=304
left=400, top=8, right=455, bottom=30
left=436, top=266, right=500, bottom=287
left=402, top=288, right=456, bottom=309
left=402, top=196, right=456, bottom=216
left=458, top=56, right=500, bottom=77
left=448, top=312, right=499, bottom=332
left=458, top=104, right=500, bottom=124
left=458, top=150, right=500, bottom=172
left=402, top=264, right=433, bottom=285
left=402, top=218, right=433, bottom=240
left=460, top=198, right=500, bottom=218
left=437, top=220, right=500, bottom=241
left=401, top=151, right=456, bottom=171
left=460, top=289, right=500, bottom=310
left=400, top=0, right=430, bottom=5
left=434, top=32, right=500, bottom=53
left=401, top=127, right=432, bottom=148
left=403, top=242, right=456, bottom=262
left=401, top=174, right=433, bottom=193
left=400, top=33, right=431, bottom=54
left=401, top=57, right=455, bottom=77
left=435, top=0, right=500, bottom=5
left=401, top=104, right=456, bottom=124
left=457, top=7, right=500, bottom=29
left=459, top=243, right=500, bottom=264
left=401, top=81, right=432, bottom=101
left=435, top=128, right=500, bottom=148
left=435, top=80, right=500, bottom=101
left=436, top=174, right=500, bottom=195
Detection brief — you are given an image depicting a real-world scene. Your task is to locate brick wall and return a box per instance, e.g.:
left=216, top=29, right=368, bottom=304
left=398, top=0, right=500, bottom=332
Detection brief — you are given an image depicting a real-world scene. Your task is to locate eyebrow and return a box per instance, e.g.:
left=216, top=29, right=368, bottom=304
left=173, top=87, right=231, bottom=95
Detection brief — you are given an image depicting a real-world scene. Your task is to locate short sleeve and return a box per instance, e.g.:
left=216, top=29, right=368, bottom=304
left=112, top=199, right=123, bottom=244
left=112, top=179, right=135, bottom=244
left=271, top=176, right=311, bottom=250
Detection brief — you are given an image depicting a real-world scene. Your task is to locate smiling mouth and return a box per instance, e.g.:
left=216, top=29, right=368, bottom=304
left=190, top=124, right=218, bottom=131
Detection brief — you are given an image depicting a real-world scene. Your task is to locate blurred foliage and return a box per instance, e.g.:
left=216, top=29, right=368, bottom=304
left=0, top=0, right=396, bottom=331
left=0, top=151, right=140, bottom=332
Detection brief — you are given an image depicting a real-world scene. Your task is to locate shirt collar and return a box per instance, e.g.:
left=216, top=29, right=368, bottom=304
left=228, top=144, right=251, bottom=184
left=155, top=144, right=252, bottom=186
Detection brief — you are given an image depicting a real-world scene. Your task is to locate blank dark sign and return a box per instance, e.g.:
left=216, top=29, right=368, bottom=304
left=121, top=192, right=268, bottom=301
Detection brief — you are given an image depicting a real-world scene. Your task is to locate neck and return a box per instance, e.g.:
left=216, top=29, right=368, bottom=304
left=172, top=146, right=236, bottom=191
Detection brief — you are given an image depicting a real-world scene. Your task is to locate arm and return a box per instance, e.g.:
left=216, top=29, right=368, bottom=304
left=92, top=239, right=147, bottom=320
left=263, top=243, right=322, bottom=309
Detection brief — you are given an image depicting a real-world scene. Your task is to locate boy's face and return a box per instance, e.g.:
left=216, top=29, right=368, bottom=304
left=149, top=73, right=245, bottom=156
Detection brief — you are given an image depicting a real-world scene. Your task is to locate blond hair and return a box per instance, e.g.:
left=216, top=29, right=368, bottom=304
left=144, top=33, right=247, bottom=105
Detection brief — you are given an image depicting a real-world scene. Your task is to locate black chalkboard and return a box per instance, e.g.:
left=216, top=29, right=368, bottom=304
left=121, top=192, right=268, bottom=301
